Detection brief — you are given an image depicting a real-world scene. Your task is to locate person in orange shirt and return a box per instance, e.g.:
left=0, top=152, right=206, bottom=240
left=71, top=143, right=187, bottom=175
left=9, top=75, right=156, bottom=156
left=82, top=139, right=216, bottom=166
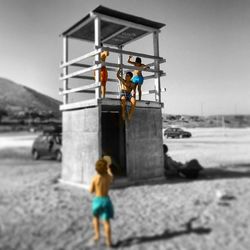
left=89, top=156, right=114, bottom=247
left=94, top=43, right=109, bottom=98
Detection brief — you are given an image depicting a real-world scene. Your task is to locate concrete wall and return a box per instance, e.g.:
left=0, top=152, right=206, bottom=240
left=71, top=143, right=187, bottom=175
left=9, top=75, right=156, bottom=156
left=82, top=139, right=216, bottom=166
left=62, top=107, right=100, bottom=185
left=61, top=103, right=164, bottom=187
left=126, top=107, right=164, bottom=180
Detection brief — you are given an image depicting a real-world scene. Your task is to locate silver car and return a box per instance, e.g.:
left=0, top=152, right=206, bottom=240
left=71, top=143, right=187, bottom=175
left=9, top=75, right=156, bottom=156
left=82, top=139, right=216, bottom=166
left=31, top=133, right=62, bottom=161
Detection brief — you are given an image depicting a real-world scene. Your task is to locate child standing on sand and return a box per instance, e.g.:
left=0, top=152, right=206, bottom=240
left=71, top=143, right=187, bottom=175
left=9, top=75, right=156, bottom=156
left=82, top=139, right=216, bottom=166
left=127, top=56, right=149, bottom=101
left=89, top=156, right=114, bottom=247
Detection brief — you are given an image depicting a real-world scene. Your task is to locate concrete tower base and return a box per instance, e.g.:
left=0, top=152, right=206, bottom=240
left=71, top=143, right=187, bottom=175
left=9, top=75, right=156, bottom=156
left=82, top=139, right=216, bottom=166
left=61, top=98, right=164, bottom=188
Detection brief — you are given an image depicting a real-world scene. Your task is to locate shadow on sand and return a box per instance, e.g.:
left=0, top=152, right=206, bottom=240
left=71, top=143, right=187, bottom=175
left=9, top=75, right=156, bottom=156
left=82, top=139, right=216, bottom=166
left=111, top=163, right=250, bottom=189
left=200, top=164, right=250, bottom=180
left=161, top=163, right=250, bottom=185
left=113, top=217, right=211, bottom=248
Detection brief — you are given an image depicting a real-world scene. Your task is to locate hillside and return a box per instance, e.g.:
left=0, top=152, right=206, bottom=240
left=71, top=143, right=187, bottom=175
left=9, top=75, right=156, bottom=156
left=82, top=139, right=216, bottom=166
left=0, top=77, right=61, bottom=118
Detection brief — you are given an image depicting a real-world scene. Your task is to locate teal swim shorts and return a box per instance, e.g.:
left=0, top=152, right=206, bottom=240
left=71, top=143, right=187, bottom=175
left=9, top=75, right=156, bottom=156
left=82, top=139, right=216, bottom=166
left=92, top=196, right=114, bottom=221
left=132, top=75, right=144, bottom=85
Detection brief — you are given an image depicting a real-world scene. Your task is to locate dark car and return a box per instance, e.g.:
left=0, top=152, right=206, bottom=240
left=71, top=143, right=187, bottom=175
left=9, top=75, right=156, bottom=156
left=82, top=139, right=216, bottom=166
left=164, top=127, right=192, bottom=138
left=31, top=132, right=62, bottom=161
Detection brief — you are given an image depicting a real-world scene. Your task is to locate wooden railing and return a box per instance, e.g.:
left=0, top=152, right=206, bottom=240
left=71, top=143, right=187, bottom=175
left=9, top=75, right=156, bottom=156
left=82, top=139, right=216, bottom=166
left=60, top=46, right=166, bottom=104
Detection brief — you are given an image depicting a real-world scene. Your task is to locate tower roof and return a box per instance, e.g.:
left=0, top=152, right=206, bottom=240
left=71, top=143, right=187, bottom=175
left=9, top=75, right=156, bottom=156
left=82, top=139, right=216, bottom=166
left=61, top=5, right=165, bottom=46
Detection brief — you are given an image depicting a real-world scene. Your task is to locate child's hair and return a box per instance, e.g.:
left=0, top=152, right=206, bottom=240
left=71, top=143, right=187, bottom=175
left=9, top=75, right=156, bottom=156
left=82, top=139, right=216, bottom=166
left=126, top=71, right=133, bottom=78
left=163, top=144, right=168, bottom=153
left=135, top=57, right=142, bottom=64
left=95, top=159, right=108, bottom=175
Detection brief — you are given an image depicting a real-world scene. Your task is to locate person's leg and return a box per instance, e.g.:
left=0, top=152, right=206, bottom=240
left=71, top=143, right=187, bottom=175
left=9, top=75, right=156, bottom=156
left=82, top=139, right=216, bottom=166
left=133, top=84, right=138, bottom=99
left=121, top=96, right=126, bottom=120
left=101, top=83, right=106, bottom=98
left=128, top=96, right=136, bottom=120
left=138, top=84, right=142, bottom=101
left=103, top=220, right=112, bottom=247
left=92, top=216, right=100, bottom=241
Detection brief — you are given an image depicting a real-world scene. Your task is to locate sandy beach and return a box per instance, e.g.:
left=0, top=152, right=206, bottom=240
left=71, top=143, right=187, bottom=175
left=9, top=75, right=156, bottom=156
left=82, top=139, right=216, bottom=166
left=0, top=128, right=250, bottom=250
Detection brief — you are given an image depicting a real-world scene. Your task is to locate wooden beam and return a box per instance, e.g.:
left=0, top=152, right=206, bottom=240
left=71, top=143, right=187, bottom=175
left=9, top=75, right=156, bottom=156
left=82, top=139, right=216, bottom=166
left=99, top=98, right=163, bottom=109
left=59, top=83, right=101, bottom=95
left=143, top=72, right=166, bottom=80
left=60, top=48, right=102, bottom=68
left=60, top=98, right=163, bottom=111
left=60, top=64, right=102, bottom=81
left=99, top=46, right=163, bottom=60
left=72, top=75, right=118, bottom=82
left=153, top=31, right=161, bottom=103
left=60, top=99, right=98, bottom=111
left=117, top=45, right=123, bottom=93
left=141, top=87, right=167, bottom=96
left=62, top=36, right=69, bottom=104
left=122, top=31, right=150, bottom=46
left=72, top=63, right=92, bottom=68
left=65, top=15, right=94, bottom=37
left=141, top=90, right=156, bottom=95
left=95, top=13, right=158, bottom=33
left=94, top=16, right=101, bottom=99
left=71, top=63, right=117, bottom=72
left=102, top=27, right=129, bottom=43
left=146, top=59, right=166, bottom=68
left=104, top=62, right=164, bottom=74
left=69, top=89, right=119, bottom=95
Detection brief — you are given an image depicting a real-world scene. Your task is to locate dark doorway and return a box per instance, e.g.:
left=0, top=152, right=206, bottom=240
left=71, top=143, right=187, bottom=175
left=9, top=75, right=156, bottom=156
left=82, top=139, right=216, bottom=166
left=101, top=110, right=126, bottom=177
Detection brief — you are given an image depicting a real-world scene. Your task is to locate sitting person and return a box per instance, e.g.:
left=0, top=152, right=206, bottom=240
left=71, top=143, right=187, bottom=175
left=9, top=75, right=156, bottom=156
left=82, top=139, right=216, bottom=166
left=116, top=68, right=136, bottom=120
left=163, top=144, right=203, bottom=179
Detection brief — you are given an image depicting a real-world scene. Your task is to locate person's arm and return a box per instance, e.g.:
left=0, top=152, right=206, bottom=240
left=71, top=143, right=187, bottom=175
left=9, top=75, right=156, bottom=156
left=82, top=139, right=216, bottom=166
left=107, top=166, right=113, bottom=177
left=127, top=56, right=136, bottom=66
left=167, top=156, right=183, bottom=170
left=142, top=64, right=150, bottom=70
left=107, top=167, right=114, bottom=184
left=116, top=69, right=126, bottom=86
left=89, top=177, right=95, bottom=194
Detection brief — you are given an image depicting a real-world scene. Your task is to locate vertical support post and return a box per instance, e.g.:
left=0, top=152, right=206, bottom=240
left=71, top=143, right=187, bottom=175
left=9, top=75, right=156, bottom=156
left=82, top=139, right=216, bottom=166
left=153, top=31, right=161, bottom=103
left=94, top=16, right=102, bottom=160
left=117, top=45, right=123, bottom=96
left=63, top=36, right=69, bottom=104
left=94, top=16, right=101, bottom=99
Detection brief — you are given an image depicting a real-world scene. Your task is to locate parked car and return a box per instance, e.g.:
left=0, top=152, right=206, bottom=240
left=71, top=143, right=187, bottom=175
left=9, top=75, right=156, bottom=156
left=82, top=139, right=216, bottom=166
left=31, top=132, right=62, bottom=161
left=164, top=127, right=192, bottom=138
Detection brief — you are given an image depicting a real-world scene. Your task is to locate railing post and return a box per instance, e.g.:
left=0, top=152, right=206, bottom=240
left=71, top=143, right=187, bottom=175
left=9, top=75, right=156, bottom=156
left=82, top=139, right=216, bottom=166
left=153, top=31, right=161, bottom=103
left=117, top=45, right=123, bottom=95
left=94, top=16, right=101, bottom=99
left=63, top=36, right=69, bottom=104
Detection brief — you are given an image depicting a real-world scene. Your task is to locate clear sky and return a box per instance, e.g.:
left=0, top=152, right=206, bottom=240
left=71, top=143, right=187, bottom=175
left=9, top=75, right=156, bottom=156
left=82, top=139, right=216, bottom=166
left=0, top=0, right=250, bottom=115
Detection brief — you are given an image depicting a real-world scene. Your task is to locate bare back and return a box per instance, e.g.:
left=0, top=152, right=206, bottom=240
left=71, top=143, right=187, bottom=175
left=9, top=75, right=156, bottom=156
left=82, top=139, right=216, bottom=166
left=89, top=174, right=113, bottom=197
left=133, top=63, right=145, bottom=76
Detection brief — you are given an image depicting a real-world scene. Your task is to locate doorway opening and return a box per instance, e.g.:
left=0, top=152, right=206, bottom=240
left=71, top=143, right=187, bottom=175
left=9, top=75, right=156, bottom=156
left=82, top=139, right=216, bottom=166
left=101, top=107, right=126, bottom=177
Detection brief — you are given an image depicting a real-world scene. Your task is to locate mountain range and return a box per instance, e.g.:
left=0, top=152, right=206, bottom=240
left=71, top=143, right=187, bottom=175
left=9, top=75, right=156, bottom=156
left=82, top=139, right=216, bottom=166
left=0, top=77, right=61, bottom=118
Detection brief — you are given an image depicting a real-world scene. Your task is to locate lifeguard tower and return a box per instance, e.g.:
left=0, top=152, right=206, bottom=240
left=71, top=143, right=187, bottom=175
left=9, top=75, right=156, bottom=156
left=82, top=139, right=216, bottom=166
left=59, top=6, right=166, bottom=187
